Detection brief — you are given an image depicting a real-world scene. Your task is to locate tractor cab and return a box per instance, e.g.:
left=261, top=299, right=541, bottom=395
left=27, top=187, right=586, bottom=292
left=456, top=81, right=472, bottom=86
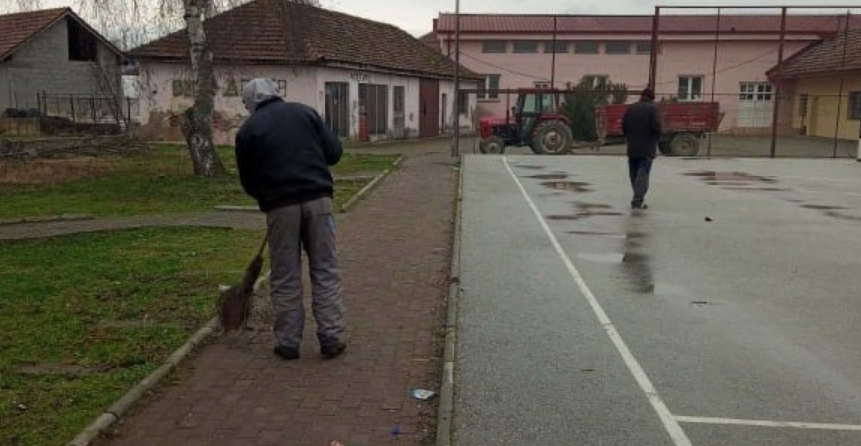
left=479, top=89, right=574, bottom=155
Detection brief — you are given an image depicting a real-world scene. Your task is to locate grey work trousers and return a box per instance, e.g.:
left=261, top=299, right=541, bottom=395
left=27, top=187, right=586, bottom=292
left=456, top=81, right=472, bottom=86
left=266, top=197, right=345, bottom=349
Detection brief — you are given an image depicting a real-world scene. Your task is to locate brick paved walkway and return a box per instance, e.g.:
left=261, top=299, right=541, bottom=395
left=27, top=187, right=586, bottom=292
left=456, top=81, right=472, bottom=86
left=93, top=148, right=457, bottom=445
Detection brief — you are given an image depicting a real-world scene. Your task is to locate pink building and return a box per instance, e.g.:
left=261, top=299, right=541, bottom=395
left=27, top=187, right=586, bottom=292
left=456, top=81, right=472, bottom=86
left=429, top=14, right=856, bottom=135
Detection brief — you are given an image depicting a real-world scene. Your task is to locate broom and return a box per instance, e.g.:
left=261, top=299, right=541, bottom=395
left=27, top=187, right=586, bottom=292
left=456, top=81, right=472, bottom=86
left=219, top=230, right=268, bottom=331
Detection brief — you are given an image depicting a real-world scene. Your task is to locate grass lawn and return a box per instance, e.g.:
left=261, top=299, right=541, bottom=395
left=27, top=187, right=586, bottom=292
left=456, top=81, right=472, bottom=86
left=0, top=145, right=398, bottom=220
left=0, top=143, right=400, bottom=444
left=0, top=227, right=267, bottom=445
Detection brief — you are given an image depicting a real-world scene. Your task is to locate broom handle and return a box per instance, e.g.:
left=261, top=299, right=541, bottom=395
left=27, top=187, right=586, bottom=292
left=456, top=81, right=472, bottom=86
left=256, top=229, right=269, bottom=258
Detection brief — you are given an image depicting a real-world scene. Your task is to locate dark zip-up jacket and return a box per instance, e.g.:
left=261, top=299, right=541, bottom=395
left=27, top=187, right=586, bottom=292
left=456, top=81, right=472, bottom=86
left=622, top=99, right=662, bottom=158
left=235, top=98, right=343, bottom=212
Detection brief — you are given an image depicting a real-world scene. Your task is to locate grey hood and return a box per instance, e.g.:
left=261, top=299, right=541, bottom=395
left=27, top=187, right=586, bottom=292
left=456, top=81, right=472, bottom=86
left=242, top=78, right=280, bottom=113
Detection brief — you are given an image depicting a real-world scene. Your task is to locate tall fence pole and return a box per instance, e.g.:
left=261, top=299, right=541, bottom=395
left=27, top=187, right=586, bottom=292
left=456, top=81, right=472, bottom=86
left=551, top=15, right=558, bottom=89
left=451, top=0, right=461, bottom=158
left=833, top=11, right=850, bottom=158
left=770, top=7, right=787, bottom=158
left=648, top=6, right=661, bottom=90
left=708, top=8, right=722, bottom=157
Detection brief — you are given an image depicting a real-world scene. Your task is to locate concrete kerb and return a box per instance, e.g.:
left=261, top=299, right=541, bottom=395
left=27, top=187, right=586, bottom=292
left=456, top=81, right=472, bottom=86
left=339, top=155, right=405, bottom=213
left=436, top=155, right=464, bottom=446
left=66, top=279, right=264, bottom=446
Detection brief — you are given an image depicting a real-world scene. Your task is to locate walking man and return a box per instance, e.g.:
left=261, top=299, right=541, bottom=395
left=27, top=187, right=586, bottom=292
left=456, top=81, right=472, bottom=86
left=235, top=78, right=347, bottom=361
left=622, top=87, right=662, bottom=209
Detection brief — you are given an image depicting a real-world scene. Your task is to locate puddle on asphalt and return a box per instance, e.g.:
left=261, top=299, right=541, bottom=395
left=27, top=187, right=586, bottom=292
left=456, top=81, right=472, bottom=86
left=541, top=181, right=593, bottom=193
left=514, top=165, right=544, bottom=170
left=567, top=230, right=646, bottom=238
left=802, top=204, right=847, bottom=211
left=547, top=212, right=623, bottom=220
left=528, top=174, right=568, bottom=180
left=824, top=211, right=861, bottom=222
left=686, top=171, right=778, bottom=184
left=723, top=187, right=788, bottom=192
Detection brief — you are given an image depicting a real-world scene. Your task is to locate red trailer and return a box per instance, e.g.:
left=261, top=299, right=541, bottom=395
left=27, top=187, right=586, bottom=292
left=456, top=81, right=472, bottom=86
left=596, top=102, right=722, bottom=156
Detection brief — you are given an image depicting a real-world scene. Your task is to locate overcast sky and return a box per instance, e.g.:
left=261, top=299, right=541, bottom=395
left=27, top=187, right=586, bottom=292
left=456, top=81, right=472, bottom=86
left=37, top=0, right=861, bottom=37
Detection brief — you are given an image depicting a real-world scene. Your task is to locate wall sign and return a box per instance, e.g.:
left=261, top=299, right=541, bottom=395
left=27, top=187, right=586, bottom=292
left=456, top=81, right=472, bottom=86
left=350, top=72, right=370, bottom=83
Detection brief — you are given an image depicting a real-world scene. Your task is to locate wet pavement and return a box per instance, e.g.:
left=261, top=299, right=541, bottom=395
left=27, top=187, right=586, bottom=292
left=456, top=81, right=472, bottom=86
left=453, top=154, right=861, bottom=445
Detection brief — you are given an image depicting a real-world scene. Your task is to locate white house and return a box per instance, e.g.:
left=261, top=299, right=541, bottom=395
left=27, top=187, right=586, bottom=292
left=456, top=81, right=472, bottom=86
left=130, top=0, right=480, bottom=144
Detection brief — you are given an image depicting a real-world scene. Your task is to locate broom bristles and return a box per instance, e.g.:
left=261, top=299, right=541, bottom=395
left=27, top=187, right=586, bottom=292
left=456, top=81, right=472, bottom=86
left=219, top=253, right=265, bottom=331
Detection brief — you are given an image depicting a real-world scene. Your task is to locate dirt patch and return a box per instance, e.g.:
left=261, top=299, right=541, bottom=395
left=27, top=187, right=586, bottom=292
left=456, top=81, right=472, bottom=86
left=0, top=157, right=113, bottom=185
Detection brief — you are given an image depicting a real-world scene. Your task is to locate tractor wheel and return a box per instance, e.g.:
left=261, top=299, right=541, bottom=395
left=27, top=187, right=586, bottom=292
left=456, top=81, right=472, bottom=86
left=669, top=133, right=701, bottom=157
left=480, top=136, right=506, bottom=154
left=531, top=121, right=573, bottom=155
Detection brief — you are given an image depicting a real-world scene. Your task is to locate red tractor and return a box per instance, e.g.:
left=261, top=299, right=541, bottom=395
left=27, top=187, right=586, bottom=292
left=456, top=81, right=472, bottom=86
left=479, top=89, right=574, bottom=155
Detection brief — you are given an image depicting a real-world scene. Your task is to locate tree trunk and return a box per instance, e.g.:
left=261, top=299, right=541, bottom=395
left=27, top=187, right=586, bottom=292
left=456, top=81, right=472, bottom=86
left=180, top=0, right=225, bottom=177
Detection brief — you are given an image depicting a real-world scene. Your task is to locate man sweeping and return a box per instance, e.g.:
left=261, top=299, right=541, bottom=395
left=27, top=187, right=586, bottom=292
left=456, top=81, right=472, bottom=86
left=622, top=87, right=662, bottom=209
left=235, top=78, right=347, bottom=361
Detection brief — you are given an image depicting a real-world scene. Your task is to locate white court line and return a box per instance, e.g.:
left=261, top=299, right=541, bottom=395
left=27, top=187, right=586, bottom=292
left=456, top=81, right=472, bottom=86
left=676, top=416, right=861, bottom=432
left=502, top=156, right=693, bottom=446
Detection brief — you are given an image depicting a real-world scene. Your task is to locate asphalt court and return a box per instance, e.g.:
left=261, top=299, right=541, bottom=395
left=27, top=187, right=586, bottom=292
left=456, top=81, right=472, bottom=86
left=452, top=154, right=861, bottom=445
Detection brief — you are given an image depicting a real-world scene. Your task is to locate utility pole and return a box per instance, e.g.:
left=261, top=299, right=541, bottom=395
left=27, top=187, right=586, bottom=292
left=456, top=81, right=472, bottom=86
left=451, top=0, right=461, bottom=158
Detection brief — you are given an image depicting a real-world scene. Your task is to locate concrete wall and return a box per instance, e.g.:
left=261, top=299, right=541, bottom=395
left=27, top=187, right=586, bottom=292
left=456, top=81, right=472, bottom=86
left=440, top=34, right=814, bottom=134
left=787, top=75, right=861, bottom=141
left=138, top=61, right=475, bottom=144
left=0, top=18, right=122, bottom=113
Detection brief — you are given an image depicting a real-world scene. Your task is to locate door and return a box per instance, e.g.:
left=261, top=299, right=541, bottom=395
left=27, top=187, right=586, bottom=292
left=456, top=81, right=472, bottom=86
left=324, top=82, right=349, bottom=138
left=393, top=86, right=405, bottom=138
left=809, top=96, right=820, bottom=136
left=737, top=82, right=774, bottom=128
left=441, top=93, right=448, bottom=133
left=359, top=84, right=388, bottom=136
left=419, top=79, right=440, bottom=137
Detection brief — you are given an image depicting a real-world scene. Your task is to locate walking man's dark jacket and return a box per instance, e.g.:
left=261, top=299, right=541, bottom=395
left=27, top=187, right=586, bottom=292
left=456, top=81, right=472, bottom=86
left=622, top=98, right=662, bottom=158
left=235, top=97, right=343, bottom=212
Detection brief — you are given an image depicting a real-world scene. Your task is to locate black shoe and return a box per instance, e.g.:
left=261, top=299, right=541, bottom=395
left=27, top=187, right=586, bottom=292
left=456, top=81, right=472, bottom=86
left=321, top=342, right=346, bottom=360
left=632, top=203, right=648, bottom=209
left=274, top=346, right=300, bottom=361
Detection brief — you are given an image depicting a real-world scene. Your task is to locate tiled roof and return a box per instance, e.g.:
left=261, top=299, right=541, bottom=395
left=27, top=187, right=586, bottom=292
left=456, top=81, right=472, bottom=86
left=0, top=8, right=69, bottom=60
left=770, top=28, right=861, bottom=79
left=435, top=14, right=860, bottom=36
left=419, top=32, right=440, bottom=52
left=131, top=0, right=479, bottom=80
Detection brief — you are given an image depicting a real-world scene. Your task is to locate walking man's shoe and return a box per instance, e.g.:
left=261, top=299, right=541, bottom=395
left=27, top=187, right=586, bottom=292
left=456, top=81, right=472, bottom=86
left=274, top=345, right=300, bottom=361
left=321, top=342, right=347, bottom=360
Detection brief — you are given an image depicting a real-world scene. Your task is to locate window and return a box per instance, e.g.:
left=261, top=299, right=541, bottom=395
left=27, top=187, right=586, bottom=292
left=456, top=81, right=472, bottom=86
left=393, top=86, right=405, bottom=113
left=457, top=90, right=468, bottom=116
left=482, top=41, right=507, bottom=53
left=678, top=76, right=704, bottom=101
left=172, top=79, right=194, bottom=98
left=798, top=94, right=808, bottom=118
left=543, top=41, right=568, bottom=53
left=848, top=92, right=861, bottom=120
left=739, top=82, right=773, bottom=102
left=68, top=19, right=97, bottom=62
left=478, top=74, right=500, bottom=100
left=583, top=75, right=609, bottom=89
left=534, top=81, right=551, bottom=89
left=574, top=41, right=600, bottom=54
left=635, top=41, right=652, bottom=54
left=605, top=41, right=631, bottom=54
left=513, top=41, right=538, bottom=53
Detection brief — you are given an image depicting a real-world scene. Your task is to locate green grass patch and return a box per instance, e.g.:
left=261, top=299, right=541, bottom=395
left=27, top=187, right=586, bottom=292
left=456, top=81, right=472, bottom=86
left=0, top=145, right=397, bottom=220
left=0, top=227, right=266, bottom=445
